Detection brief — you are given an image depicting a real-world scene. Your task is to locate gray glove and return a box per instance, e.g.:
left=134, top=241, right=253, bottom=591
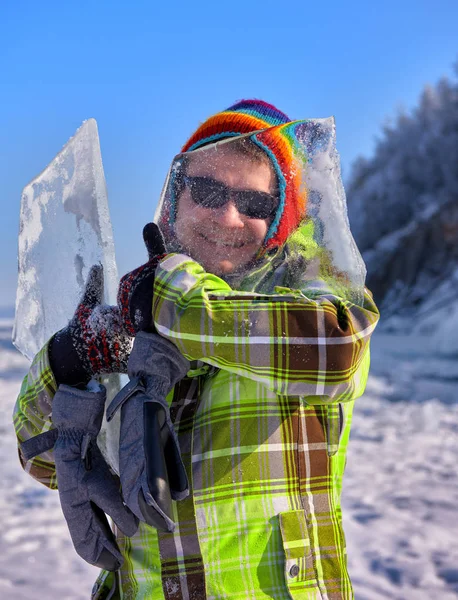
left=107, top=332, right=190, bottom=532
left=52, top=383, right=138, bottom=570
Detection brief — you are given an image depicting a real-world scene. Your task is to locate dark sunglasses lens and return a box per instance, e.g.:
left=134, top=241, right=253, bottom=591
left=184, top=176, right=278, bottom=219
left=237, top=192, right=278, bottom=219
left=187, top=177, right=227, bottom=209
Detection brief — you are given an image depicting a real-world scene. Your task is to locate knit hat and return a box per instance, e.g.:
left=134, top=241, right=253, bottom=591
left=167, top=100, right=308, bottom=253
left=181, top=99, right=292, bottom=152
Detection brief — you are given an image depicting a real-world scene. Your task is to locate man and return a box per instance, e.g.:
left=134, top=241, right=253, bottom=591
left=14, top=100, right=379, bottom=599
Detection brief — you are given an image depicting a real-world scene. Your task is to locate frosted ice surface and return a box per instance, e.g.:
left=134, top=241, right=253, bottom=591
left=297, top=117, right=367, bottom=300
left=13, top=119, right=118, bottom=361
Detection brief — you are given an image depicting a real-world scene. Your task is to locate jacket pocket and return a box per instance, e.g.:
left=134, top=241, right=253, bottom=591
left=326, top=403, right=345, bottom=457
left=278, top=510, right=323, bottom=600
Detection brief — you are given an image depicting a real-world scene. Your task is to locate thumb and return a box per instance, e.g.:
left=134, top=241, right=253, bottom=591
left=81, top=264, right=104, bottom=308
left=143, top=223, right=166, bottom=261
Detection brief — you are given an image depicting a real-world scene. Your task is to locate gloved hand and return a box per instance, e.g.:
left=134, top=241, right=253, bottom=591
left=51, top=383, right=138, bottom=570
left=107, top=332, right=190, bottom=532
left=49, top=264, right=132, bottom=386
left=117, top=222, right=167, bottom=336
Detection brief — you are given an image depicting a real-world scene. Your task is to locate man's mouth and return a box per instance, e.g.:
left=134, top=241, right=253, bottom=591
left=198, top=233, right=245, bottom=249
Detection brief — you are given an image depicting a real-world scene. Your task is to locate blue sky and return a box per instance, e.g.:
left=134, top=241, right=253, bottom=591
left=1, top=0, right=457, bottom=308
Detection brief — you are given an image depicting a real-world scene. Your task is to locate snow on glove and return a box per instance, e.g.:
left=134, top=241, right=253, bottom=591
left=49, top=264, right=133, bottom=386
left=117, top=222, right=167, bottom=336
left=51, top=383, right=138, bottom=570
left=107, top=332, right=190, bottom=532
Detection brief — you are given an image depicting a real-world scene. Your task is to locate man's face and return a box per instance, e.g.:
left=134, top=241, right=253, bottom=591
left=174, top=144, right=276, bottom=276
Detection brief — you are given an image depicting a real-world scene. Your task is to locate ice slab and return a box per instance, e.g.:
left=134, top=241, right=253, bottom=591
left=13, top=119, right=118, bottom=361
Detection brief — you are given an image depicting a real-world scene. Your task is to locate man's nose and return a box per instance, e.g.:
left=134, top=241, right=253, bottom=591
left=212, top=199, right=244, bottom=228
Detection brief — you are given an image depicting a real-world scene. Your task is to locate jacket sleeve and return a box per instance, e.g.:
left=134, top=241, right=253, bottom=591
left=153, top=254, right=380, bottom=402
left=13, top=340, right=58, bottom=488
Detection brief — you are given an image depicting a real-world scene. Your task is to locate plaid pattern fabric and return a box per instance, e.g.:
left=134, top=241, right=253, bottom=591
left=153, top=254, right=378, bottom=402
left=189, top=372, right=349, bottom=599
left=14, top=253, right=379, bottom=599
left=13, top=340, right=58, bottom=488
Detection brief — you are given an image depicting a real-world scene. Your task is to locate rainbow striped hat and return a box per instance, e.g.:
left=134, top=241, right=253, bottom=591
left=179, top=99, right=308, bottom=252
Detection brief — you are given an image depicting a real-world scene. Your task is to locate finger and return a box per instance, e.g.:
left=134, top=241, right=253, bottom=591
left=89, top=459, right=139, bottom=537
left=90, top=502, right=124, bottom=571
left=81, top=264, right=104, bottom=308
left=59, top=494, right=123, bottom=571
left=143, top=223, right=166, bottom=260
left=94, top=488, right=139, bottom=538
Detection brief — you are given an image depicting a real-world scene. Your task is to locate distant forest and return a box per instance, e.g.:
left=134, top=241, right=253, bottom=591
left=347, top=61, right=458, bottom=315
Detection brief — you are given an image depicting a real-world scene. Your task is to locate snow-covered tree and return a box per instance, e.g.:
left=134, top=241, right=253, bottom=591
left=347, top=63, right=458, bottom=314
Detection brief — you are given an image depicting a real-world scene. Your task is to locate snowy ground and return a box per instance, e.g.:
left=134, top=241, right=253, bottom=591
left=0, top=320, right=98, bottom=600
left=0, top=318, right=457, bottom=599
left=343, top=333, right=458, bottom=599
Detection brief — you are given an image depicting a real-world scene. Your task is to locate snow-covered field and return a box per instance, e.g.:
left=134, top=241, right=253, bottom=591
left=0, top=318, right=457, bottom=599
left=343, top=333, right=458, bottom=599
left=0, top=320, right=99, bottom=600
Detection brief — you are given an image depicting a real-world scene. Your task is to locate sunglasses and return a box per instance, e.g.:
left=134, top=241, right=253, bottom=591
left=182, top=176, right=279, bottom=220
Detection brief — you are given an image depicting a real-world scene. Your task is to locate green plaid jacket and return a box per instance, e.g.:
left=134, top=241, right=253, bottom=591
left=14, top=253, right=379, bottom=600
